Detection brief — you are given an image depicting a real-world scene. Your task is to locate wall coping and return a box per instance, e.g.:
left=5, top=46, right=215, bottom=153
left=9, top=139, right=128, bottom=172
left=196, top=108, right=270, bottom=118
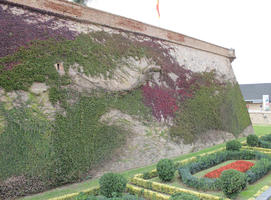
left=1, top=0, right=235, bottom=60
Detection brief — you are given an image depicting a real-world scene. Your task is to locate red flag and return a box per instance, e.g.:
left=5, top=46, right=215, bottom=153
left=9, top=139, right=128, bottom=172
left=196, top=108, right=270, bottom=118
left=156, top=0, right=160, bottom=18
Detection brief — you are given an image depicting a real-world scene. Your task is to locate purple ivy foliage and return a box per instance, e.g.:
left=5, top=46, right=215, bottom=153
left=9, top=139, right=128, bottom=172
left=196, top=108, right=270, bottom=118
left=0, top=4, right=77, bottom=58
left=135, top=37, right=198, bottom=120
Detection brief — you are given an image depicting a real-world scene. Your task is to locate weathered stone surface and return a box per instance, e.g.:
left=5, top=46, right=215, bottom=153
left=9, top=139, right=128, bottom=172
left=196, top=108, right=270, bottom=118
left=170, top=43, right=236, bottom=82
left=241, top=124, right=254, bottom=136
left=0, top=84, right=56, bottom=121
left=69, top=58, right=160, bottom=92
left=29, top=83, right=49, bottom=95
left=94, top=109, right=251, bottom=177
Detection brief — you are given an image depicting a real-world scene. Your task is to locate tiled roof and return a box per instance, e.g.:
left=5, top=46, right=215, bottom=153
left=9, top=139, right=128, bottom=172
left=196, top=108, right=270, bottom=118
left=240, top=83, right=271, bottom=102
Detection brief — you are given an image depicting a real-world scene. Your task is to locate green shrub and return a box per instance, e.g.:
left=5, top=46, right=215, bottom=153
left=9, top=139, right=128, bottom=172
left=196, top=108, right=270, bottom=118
left=247, top=135, right=259, bottom=147
left=142, top=172, right=151, bottom=180
left=156, top=159, right=175, bottom=182
left=226, top=140, right=241, bottom=151
left=169, top=193, right=200, bottom=200
left=99, top=173, right=127, bottom=198
left=220, top=169, right=247, bottom=198
left=178, top=150, right=256, bottom=191
left=247, top=159, right=271, bottom=184
left=258, top=134, right=271, bottom=149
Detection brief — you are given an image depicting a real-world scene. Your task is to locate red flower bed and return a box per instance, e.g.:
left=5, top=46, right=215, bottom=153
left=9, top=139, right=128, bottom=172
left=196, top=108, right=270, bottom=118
left=204, top=160, right=254, bottom=178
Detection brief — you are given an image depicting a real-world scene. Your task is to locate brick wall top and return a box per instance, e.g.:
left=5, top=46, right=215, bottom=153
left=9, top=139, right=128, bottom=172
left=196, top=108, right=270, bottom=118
left=1, top=0, right=236, bottom=60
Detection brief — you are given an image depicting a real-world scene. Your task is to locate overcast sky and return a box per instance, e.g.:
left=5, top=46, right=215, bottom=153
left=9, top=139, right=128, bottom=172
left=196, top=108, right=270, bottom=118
left=86, top=0, right=271, bottom=84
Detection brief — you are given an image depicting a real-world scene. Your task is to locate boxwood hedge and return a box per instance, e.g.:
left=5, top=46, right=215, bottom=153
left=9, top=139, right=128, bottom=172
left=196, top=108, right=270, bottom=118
left=178, top=150, right=271, bottom=191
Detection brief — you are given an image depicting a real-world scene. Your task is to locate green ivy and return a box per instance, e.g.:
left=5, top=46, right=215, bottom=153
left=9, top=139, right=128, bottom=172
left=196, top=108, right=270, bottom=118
left=0, top=32, right=146, bottom=92
left=107, top=90, right=152, bottom=121
left=170, top=82, right=251, bottom=143
left=220, top=84, right=251, bottom=136
left=0, top=30, right=251, bottom=198
left=50, top=95, right=128, bottom=184
left=0, top=103, right=52, bottom=180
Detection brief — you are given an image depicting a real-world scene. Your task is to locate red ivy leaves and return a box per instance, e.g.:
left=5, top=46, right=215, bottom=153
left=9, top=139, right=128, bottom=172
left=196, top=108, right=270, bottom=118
left=142, top=83, right=178, bottom=121
left=204, top=160, right=254, bottom=178
left=142, top=71, right=197, bottom=121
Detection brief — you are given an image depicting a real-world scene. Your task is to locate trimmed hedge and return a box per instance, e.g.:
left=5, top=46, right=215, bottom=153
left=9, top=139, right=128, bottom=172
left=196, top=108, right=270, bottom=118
left=246, top=158, right=271, bottom=184
left=178, top=150, right=270, bottom=191
left=127, top=181, right=223, bottom=200
left=49, top=187, right=99, bottom=200
left=169, top=193, right=200, bottom=200
left=127, top=184, right=170, bottom=200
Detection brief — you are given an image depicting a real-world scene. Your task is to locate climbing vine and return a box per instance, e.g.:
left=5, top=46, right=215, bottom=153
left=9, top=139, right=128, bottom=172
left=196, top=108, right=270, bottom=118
left=0, top=4, right=251, bottom=198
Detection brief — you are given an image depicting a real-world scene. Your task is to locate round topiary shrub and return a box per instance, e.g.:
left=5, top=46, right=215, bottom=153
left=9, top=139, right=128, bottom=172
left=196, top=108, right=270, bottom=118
left=247, top=135, right=259, bottom=147
left=226, top=140, right=242, bottom=151
left=99, top=173, right=127, bottom=198
left=258, top=134, right=271, bottom=148
left=156, top=159, right=175, bottom=182
left=169, top=193, right=200, bottom=200
left=220, top=169, right=247, bottom=198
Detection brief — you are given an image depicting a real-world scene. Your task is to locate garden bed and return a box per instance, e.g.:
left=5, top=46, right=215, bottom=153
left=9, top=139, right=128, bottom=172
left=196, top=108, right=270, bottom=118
left=129, top=148, right=271, bottom=200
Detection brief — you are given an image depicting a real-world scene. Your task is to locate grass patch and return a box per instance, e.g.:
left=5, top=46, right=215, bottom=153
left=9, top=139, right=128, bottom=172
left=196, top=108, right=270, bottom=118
left=253, top=125, right=271, bottom=136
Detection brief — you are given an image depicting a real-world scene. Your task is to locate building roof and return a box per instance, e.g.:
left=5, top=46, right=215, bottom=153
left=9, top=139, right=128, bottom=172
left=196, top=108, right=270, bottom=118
left=240, top=83, right=271, bottom=103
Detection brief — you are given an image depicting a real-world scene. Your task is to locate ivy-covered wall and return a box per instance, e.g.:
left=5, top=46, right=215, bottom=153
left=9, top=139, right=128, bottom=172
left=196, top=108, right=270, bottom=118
left=0, top=3, right=252, bottom=199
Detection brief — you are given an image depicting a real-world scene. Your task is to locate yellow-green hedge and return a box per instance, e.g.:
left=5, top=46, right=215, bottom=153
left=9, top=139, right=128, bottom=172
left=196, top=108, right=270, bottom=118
left=242, top=146, right=271, bottom=153
left=130, top=176, right=228, bottom=200
left=130, top=148, right=234, bottom=200
left=48, top=187, right=99, bottom=200
left=127, top=184, right=170, bottom=200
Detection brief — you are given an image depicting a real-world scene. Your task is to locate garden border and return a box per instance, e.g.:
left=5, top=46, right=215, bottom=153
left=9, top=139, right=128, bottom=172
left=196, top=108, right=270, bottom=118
left=130, top=148, right=271, bottom=200
left=48, top=187, right=99, bottom=200
left=47, top=144, right=271, bottom=200
left=129, top=148, right=227, bottom=200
